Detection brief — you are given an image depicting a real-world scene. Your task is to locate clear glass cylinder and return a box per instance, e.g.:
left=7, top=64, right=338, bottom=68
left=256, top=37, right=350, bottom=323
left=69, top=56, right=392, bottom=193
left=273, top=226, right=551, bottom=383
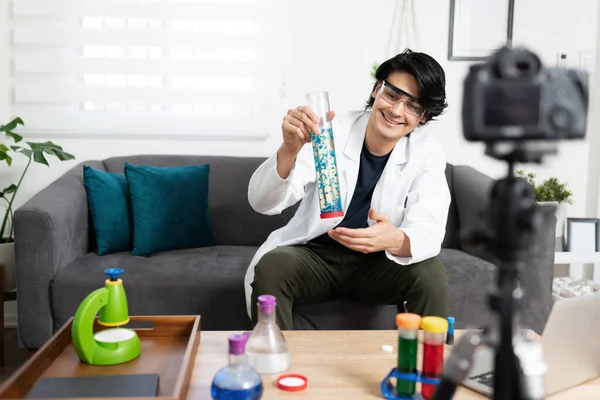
left=245, top=295, right=292, bottom=374
left=306, top=91, right=343, bottom=219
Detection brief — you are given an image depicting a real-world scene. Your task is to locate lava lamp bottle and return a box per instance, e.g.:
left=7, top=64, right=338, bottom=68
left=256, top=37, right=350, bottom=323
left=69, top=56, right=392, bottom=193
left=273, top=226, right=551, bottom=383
left=245, top=295, right=292, bottom=374
left=306, top=91, right=344, bottom=219
left=211, top=334, right=263, bottom=400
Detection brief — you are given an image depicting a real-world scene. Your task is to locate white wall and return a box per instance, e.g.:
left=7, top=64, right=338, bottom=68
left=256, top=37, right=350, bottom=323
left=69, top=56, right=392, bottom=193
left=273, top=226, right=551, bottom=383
left=283, top=0, right=599, bottom=221
left=1, top=1, right=16, bottom=327
left=0, top=0, right=599, bottom=324
left=0, top=2, right=7, bottom=123
left=510, top=0, right=598, bottom=220
left=2, top=0, right=598, bottom=215
left=588, top=2, right=600, bottom=218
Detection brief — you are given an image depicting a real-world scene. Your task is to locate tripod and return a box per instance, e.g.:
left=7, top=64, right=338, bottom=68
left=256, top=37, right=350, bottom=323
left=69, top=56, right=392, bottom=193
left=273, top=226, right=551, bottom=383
left=433, top=142, right=555, bottom=400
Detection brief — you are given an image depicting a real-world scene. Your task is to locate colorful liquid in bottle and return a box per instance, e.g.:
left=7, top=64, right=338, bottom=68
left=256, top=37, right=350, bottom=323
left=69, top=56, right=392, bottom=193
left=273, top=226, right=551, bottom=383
left=421, top=342, right=444, bottom=399
left=210, top=383, right=263, bottom=400
left=397, top=336, right=418, bottom=396
left=311, top=127, right=343, bottom=218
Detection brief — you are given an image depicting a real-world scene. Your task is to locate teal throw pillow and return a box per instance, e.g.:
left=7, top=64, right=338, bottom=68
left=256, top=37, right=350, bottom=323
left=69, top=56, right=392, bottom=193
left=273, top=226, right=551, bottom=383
left=124, top=162, right=214, bottom=256
left=83, top=165, right=132, bottom=255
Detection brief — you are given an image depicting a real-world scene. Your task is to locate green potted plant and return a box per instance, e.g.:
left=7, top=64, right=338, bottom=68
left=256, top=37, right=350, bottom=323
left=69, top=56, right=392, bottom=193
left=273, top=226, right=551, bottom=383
left=516, top=170, right=573, bottom=204
left=0, top=117, right=75, bottom=291
left=370, top=62, right=379, bottom=79
left=516, top=169, right=572, bottom=250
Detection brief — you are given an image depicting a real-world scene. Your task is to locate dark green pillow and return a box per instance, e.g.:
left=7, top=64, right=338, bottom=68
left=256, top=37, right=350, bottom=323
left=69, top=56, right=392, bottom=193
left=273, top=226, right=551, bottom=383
left=124, top=162, right=214, bottom=256
left=83, top=165, right=132, bottom=255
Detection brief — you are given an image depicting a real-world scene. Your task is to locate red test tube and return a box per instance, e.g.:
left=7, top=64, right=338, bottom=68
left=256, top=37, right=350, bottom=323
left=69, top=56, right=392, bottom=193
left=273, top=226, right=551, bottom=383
left=420, top=316, right=448, bottom=400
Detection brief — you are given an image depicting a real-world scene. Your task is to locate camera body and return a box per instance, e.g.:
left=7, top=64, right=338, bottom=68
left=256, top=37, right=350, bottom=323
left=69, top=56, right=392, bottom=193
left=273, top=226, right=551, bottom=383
left=462, top=46, right=589, bottom=142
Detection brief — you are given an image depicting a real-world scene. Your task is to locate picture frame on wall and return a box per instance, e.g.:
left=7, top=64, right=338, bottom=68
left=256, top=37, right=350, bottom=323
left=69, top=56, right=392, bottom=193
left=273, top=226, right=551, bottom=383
left=448, top=0, right=515, bottom=61
left=566, top=218, right=600, bottom=253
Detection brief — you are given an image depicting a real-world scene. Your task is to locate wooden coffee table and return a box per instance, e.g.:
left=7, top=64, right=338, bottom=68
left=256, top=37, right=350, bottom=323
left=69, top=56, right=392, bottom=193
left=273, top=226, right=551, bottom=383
left=188, top=330, right=600, bottom=399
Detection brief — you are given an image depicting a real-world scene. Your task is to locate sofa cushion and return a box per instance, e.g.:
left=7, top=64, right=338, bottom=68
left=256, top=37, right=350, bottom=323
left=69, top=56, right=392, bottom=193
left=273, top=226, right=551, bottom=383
left=83, top=165, right=132, bottom=255
left=103, top=155, right=298, bottom=247
left=50, top=247, right=495, bottom=333
left=50, top=246, right=255, bottom=332
left=124, top=162, right=215, bottom=256
left=442, top=249, right=495, bottom=328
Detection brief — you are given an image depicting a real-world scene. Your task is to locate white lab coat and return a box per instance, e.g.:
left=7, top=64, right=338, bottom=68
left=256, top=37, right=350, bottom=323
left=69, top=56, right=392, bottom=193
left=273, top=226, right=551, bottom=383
left=244, top=110, right=451, bottom=316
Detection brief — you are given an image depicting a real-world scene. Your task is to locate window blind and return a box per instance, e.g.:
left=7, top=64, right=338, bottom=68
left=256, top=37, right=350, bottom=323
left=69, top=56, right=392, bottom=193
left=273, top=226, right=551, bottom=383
left=9, top=0, right=281, bottom=138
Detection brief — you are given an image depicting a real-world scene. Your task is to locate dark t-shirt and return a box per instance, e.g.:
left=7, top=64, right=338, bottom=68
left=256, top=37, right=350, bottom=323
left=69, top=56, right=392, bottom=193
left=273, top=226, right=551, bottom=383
left=311, top=142, right=391, bottom=246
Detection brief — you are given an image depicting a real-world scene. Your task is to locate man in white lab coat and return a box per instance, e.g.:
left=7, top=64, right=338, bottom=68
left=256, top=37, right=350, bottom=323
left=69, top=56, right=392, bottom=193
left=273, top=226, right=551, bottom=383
left=245, top=49, right=451, bottom=329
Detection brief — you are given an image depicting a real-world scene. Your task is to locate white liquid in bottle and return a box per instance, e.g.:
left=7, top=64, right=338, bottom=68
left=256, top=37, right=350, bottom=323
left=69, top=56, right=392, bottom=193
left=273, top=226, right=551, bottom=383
left=245, top=295, right=292, bottom=374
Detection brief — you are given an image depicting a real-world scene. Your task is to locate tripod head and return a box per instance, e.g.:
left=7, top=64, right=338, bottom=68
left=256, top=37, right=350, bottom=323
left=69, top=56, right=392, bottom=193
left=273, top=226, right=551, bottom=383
left=432, top=46, right=589, bottom=400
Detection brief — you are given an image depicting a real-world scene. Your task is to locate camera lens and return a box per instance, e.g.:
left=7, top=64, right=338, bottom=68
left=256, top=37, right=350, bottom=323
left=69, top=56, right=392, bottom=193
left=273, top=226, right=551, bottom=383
left=550, top=107, right=571, bottom=131
left=496, top=48, right=541, bottom=79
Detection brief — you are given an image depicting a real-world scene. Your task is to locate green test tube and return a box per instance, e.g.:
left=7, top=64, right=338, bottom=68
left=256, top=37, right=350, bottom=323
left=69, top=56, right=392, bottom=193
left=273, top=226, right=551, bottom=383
left=396, top=313, right=422, bottom=397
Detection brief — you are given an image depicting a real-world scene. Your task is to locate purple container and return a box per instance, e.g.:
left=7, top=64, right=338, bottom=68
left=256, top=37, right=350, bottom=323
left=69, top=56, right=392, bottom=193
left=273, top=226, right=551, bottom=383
left=228, top=334, right=246, bottom=355
left=258, top=295, right=276, bottom=315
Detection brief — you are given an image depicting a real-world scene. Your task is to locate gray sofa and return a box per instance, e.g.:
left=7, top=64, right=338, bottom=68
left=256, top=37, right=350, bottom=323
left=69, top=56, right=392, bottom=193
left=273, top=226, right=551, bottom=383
left=14, top=155, right=555, bottom=350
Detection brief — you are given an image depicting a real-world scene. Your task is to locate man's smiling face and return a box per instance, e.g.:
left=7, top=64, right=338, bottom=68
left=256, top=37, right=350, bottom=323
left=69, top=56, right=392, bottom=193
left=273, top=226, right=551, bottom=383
left=367, top=71, right=426, bottom=144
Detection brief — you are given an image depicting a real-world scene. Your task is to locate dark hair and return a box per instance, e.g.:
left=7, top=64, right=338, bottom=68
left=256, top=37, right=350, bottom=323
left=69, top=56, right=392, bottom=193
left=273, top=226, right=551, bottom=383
left=366, top=49, right=448, bottom=124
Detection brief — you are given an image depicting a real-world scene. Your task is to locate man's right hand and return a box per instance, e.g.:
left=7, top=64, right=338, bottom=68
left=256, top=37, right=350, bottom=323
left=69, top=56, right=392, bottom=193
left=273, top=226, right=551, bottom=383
left=281, top=106, right=322, bottom=155
left=277, top=106, right=335, bottom=180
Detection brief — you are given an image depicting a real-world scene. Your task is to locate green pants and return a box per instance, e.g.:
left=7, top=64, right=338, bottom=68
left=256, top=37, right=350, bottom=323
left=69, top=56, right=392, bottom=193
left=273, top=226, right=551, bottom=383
left=250, top=242, right=449, bottom=329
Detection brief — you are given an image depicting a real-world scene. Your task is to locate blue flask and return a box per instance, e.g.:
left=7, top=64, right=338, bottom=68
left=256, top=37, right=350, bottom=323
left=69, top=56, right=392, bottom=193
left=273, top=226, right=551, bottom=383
left=211, top=334, right=263, bottom=400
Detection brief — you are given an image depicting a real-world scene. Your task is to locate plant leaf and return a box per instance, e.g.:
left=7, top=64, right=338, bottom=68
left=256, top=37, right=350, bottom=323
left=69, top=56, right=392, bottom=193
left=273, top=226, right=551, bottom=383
left=27, top=141, right=75, bottom=162
left=27, top=142, right=42, bottom=151
left=0, top=117, right=24, bottom=133
left=5, top=131, right=23, bottom=143
left=27, top=141, right=63, bottom=150
left=33, top=150, right=49, bottom=166
left=0, top=145, right=12, bottom=166
left=2, top=184, right=17, bottom=194
left=529, top=175, right=574, bottom=204
left=11, top=145, right=32, bottom=158
left=47, top=148, right=75, bottom=161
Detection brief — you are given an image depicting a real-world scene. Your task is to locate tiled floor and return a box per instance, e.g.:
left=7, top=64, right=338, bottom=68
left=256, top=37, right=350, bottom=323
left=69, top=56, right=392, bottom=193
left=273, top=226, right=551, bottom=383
left=0, top=328, right=29, bottom=384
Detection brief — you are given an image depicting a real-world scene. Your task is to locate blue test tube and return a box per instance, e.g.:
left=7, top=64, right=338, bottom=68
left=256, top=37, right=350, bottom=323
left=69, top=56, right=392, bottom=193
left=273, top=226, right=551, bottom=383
left=446, top=317, right=455, bottom=345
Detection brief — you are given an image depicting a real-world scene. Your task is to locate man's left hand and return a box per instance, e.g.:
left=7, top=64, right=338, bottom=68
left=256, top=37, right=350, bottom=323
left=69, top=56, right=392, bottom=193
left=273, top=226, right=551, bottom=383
left=327, top=208, right=407, bottom=254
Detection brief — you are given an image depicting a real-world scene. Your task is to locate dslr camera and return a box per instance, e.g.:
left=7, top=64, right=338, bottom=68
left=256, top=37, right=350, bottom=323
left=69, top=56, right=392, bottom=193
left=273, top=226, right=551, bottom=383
left=462, top=46, right=589, bottom=142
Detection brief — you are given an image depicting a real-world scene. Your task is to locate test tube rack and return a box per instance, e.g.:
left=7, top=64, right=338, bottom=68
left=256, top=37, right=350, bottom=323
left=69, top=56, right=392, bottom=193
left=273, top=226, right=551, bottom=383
left=380, top=368, right=440, bottom=400
left=380, top=315, right=453, bottom=400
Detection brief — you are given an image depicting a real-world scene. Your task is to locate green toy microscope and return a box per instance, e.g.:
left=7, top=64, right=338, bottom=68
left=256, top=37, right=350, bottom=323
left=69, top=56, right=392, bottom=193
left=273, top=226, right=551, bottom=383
left=72, top=268, right=141, bottom=365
